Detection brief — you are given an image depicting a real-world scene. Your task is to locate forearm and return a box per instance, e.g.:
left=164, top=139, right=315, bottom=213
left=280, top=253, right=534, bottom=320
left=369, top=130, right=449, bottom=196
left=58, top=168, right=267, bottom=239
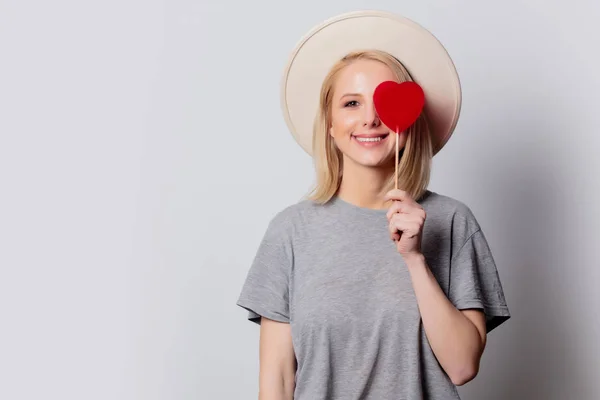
left=258, top=380, right=294, bottom=400
left=404, top=253, right=484, bottom=385
left=259, top=373, right=295, bottom=400
left=258, top=318, right=296, bottom=399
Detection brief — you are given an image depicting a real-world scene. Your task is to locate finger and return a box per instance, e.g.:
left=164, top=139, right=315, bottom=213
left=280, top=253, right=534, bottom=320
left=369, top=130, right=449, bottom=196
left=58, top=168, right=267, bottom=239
left=408, top=223, right=421, bottom=238
left=389, top=213, right=410, bottom=239
left=386, top=200, right=410, bottom=219
left=384, top=189, right=409, bottom=202
left=388, top=214, right=401, bottom=240
left=385, top=190, right=421, bottom=211
left=386, top=200, right=425, bottom=220
left=389, top=214, right=423, bottom=239
left=384, top=188, right=419, bottom=204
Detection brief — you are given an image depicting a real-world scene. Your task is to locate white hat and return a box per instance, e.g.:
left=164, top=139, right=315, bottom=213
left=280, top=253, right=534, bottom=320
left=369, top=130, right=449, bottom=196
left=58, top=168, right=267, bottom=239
left=280, top=10, right=462, bottom=156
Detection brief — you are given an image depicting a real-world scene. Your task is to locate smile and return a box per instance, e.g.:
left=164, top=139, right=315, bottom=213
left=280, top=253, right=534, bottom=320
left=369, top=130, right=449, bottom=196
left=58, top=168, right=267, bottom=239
left=356, top=136, right=384, bottom=142
left=352, top=133, right=390, bottom=146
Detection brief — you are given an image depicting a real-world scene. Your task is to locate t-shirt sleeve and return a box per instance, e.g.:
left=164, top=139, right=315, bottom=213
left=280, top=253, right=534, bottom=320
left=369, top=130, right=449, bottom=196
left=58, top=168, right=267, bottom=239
left=236, top=213, right=292, bottom=325
left=449, top=227, right=511, bottom=333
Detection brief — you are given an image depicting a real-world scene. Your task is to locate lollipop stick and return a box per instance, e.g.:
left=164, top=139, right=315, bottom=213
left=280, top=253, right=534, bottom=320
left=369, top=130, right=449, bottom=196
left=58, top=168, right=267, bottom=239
left=395, top=130, right=399, bottom=190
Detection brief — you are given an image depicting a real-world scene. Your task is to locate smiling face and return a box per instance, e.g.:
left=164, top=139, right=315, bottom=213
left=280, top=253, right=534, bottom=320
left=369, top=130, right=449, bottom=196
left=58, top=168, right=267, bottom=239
left=329, top=59, right=408, bottom=169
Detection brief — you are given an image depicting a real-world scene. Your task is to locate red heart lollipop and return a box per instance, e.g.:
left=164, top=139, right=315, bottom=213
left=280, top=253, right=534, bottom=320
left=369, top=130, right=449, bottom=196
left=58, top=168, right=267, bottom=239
left=373, top=80, right=425, bottom=190
left=373, top=81, right=425, bottom=134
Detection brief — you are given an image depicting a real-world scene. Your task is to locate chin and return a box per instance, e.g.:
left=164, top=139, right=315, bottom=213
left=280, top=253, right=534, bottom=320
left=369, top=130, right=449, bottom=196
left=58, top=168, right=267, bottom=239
left=349, top=153, right=394, bottom=168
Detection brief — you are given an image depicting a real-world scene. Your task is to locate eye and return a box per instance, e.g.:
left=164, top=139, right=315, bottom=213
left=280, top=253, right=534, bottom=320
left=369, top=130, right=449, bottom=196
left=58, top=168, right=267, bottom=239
left=344, top=100, right=359, bottom=107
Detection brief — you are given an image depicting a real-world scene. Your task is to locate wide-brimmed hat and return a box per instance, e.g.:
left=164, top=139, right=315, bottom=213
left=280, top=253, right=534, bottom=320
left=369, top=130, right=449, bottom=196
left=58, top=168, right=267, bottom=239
left=280, top=10, right=462, bottom=156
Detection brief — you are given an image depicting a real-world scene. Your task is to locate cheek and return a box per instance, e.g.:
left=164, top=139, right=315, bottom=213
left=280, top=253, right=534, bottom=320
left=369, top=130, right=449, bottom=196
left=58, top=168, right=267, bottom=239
left=389, top=132, right=407, bottom=150
left=331, top=110, right=361, bottom=134
left=398, top=132, right=408, bottom=146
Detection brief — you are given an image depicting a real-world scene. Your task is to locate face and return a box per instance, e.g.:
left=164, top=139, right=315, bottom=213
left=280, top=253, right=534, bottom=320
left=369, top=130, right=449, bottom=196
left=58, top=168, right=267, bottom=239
left=329, top=59, right=408, bottom=168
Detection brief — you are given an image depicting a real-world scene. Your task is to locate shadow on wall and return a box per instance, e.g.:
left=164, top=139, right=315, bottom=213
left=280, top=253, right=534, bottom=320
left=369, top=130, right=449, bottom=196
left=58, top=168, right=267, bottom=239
left=457, top=118, right=582, bottom=399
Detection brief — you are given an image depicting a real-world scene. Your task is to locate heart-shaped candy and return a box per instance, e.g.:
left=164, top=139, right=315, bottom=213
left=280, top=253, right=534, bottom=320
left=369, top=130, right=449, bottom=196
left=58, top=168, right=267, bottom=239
left=373, top=81, right=425, bottom=134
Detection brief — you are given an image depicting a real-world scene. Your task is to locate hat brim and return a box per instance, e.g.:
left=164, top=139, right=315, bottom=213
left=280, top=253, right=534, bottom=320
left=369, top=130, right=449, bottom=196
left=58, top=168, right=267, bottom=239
left=280, top=10, right=462, bottom=156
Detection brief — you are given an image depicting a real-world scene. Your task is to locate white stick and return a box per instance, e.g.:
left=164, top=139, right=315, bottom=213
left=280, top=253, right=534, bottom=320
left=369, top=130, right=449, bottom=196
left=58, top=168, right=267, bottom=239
left=395, top=130, right=399, bottom=190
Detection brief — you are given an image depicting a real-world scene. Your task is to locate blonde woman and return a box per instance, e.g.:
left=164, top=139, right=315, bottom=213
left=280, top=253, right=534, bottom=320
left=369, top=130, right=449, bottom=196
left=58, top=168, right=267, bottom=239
left=237, top=11, right=510, bottom=400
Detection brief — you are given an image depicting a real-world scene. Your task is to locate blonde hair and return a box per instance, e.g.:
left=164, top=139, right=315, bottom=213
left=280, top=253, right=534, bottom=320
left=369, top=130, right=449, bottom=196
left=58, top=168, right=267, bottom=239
left=305, top=49, right=433, bottom=204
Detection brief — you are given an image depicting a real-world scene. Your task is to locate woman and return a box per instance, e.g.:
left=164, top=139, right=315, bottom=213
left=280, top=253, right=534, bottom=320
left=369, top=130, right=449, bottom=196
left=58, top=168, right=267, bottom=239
left=237, top=11, right=510, bottom=400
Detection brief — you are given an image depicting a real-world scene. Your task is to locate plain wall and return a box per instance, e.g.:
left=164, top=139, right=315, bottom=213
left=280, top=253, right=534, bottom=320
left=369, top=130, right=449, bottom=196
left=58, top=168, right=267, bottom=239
left=1, top=0, right=599, bottom=399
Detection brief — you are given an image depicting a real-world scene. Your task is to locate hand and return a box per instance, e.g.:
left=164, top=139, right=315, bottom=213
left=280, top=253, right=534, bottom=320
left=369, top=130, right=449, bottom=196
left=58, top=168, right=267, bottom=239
left=385, top=189, right=426, bottom=259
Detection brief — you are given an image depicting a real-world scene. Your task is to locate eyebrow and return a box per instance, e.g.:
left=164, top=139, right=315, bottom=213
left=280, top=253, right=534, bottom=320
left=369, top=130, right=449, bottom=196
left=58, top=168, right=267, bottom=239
left=340, top=93, right=364, bottom=99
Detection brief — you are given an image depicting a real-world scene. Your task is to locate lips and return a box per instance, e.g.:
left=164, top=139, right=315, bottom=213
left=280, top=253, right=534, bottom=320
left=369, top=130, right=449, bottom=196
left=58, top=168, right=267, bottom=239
left=351, top=132, right=390, bottom=146
left=352, top=133, right=389, bottom=139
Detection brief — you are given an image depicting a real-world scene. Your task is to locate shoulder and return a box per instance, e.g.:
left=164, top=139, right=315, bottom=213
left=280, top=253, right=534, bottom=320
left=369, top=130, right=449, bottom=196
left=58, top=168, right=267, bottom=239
left=264, top=198, right=323, bottom=236
left=422, top=190, right=482, bottom=236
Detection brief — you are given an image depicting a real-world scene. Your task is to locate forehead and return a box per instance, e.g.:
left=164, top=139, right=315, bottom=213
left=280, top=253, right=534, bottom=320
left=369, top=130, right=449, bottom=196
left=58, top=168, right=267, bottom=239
left=334, top=59, right=397, bottom=92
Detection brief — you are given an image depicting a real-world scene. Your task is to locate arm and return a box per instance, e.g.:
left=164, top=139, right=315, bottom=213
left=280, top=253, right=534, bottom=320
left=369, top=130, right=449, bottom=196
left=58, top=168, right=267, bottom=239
left=404, top=253, right=487, bottom=386
left=258, top=317, right=296, bottom=399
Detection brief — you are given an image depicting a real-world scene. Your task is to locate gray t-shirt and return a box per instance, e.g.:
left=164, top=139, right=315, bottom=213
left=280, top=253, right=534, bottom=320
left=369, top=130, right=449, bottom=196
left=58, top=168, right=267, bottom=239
left=236, top=190, right=510, bottom=399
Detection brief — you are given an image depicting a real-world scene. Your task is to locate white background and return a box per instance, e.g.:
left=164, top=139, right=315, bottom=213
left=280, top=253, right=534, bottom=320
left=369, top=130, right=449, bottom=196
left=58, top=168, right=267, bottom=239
left=1, top=0, right=599, bottom=399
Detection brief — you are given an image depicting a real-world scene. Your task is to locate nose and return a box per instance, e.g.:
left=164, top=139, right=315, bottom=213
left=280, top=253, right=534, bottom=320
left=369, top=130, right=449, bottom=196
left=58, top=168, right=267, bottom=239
left=363, top=101, right=381, bottom=127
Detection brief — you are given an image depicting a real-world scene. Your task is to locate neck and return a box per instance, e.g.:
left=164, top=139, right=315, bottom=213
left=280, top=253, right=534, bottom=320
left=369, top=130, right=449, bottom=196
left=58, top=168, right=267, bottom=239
left=336, top=158, right=395, bottom=210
